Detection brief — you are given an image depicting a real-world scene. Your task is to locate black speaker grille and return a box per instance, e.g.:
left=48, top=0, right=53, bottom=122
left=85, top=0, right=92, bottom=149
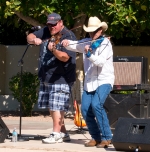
left=112, top=117, right=150, bottom=151
left=0, top=118, right=10, bottom=143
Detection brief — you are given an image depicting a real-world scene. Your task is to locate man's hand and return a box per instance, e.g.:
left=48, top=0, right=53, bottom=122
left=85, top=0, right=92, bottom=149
left=48, top=41, right=56, bottom=53
left=27, top=33, right=42, bottom=45
left=61, top=39, right=70, bottom=47
left=84, top=45, right=91, bottom=53
left=32, top=38, right=42, bottom=45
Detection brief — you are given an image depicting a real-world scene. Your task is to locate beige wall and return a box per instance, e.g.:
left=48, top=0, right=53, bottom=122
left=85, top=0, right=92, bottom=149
left=2, top=45, right=40, bottom=94
left=1, top=45, right=150, bottom=94
left=0, top=45, right=6, bottom=94
left=0, top=45, right=150, bottom=111
left=0, top=45, right=40, bottom=111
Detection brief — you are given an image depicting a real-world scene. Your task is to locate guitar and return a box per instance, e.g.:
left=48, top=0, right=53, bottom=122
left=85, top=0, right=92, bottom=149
left=74, top=100, right=86, bottom=127
left=74, top=70, right=86, bottom=127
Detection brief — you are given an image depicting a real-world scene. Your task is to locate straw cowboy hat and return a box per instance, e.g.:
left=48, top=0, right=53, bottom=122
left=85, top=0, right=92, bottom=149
left=83, top=16, right=108, bottom=32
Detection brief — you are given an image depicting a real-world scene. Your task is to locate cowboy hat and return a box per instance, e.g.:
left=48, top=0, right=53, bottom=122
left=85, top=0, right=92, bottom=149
left=83, top=16, right=108, bottom=32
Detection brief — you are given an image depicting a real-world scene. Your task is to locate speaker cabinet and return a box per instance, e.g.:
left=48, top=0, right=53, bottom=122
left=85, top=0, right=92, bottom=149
left=104, top=91, right=150, bottom=133
left=0, top=118, right=10, bottom=143
left=113, top=56, right=148, bottom=90
left=112, top=117, right=150, bottom=151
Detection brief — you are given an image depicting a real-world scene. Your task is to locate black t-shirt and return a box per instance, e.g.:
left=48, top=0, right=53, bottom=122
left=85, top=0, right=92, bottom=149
left=33, top=26, right=76, bottom=84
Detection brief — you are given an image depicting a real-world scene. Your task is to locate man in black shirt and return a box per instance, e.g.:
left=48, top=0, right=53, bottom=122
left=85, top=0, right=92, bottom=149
left=27, top=12, right=76, bottom=144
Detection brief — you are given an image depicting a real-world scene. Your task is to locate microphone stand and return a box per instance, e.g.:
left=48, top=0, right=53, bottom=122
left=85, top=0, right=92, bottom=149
left=17, top=44, right=30, bottom=141
left=7, top=27, right=45, bottom=141
left=16, top=43, right=46, bottom=141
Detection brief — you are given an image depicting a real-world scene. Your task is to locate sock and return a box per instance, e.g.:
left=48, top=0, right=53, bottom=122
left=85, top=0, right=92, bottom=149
left=52, top=132, right=60, bottom=135
left=60, top=132, right=65, bottom=136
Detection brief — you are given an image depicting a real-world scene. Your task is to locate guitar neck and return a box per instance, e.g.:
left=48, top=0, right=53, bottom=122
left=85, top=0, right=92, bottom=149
left=80, top=81, right=83, bottom=99
left=78, top=71, right=84, bottom=100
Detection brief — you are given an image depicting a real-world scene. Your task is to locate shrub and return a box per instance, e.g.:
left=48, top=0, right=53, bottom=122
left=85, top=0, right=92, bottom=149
left=9, top=72, right=39, bottom=116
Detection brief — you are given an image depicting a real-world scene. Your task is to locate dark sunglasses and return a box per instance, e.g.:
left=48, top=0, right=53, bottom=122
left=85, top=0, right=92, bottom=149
left=47, top=22, right=58, bottom=27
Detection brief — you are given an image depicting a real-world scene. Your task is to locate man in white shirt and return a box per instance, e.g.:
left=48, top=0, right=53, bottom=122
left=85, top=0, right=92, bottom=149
left=61, top=16, right=115, bottom=148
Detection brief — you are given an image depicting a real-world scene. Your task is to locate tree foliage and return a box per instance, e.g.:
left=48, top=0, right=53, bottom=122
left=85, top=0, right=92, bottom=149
left=1, top=0, right=150, bottom=45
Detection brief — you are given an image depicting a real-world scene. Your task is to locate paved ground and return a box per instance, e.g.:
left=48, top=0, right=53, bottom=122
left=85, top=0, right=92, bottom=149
left=0, top=112, right=120, bottom=152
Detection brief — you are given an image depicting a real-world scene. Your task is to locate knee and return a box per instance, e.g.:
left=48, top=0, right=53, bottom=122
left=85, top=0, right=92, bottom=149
left=99, top=103, right=104, bottom=110
left=92, top=102, right=104, bottom=111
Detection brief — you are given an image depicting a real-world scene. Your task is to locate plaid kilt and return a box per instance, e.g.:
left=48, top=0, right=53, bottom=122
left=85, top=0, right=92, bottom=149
left=38, top=82, right=71, bottom=111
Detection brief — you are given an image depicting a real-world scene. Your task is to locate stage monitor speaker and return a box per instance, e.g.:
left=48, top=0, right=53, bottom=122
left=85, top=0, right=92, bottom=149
left=104, top=91, right=150, bottom=133
left=0, top=117, right=10, bottom=143
left=112, top=117, right=150, bottom=151
left=113, top=56, right=148, bottom=87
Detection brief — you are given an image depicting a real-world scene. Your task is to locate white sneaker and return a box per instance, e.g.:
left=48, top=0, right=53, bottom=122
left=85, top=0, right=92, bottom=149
left=60, top=132, right=71, bottom=142
left=42, top=133, right=63, bottom=144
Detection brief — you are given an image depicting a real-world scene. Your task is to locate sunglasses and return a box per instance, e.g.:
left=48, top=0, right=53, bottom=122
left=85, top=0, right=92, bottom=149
left=47, top=22, right=58, bottom=27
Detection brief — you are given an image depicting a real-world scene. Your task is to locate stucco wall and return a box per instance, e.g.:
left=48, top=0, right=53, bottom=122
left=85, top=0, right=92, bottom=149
left=3, top=45, right=40, bottom=94
left=0, top=44, right=150, bottom=111
left=0, top=45, right=6, bottom=94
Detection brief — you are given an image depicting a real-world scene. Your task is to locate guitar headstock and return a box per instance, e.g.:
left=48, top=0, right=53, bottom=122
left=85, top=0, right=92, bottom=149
left=78, top=71, right=84, bottom=81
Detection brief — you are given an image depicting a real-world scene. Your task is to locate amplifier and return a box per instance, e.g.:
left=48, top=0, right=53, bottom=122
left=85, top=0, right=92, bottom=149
left=113, top=56, right=148, bottom=90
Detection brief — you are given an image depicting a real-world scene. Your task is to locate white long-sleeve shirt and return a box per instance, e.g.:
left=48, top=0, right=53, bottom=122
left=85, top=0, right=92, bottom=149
left=66, top=37, right=115, bottom=92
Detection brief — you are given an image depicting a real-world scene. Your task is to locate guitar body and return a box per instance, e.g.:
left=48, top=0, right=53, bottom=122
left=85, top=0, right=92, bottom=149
left=74, top=100, right=86, bottom=127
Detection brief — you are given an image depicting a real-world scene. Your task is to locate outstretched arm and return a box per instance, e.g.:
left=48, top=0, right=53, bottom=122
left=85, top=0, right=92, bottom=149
left=27, top=33, right=42, bottom=45
left=61, top=38, right=91, bottom=53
